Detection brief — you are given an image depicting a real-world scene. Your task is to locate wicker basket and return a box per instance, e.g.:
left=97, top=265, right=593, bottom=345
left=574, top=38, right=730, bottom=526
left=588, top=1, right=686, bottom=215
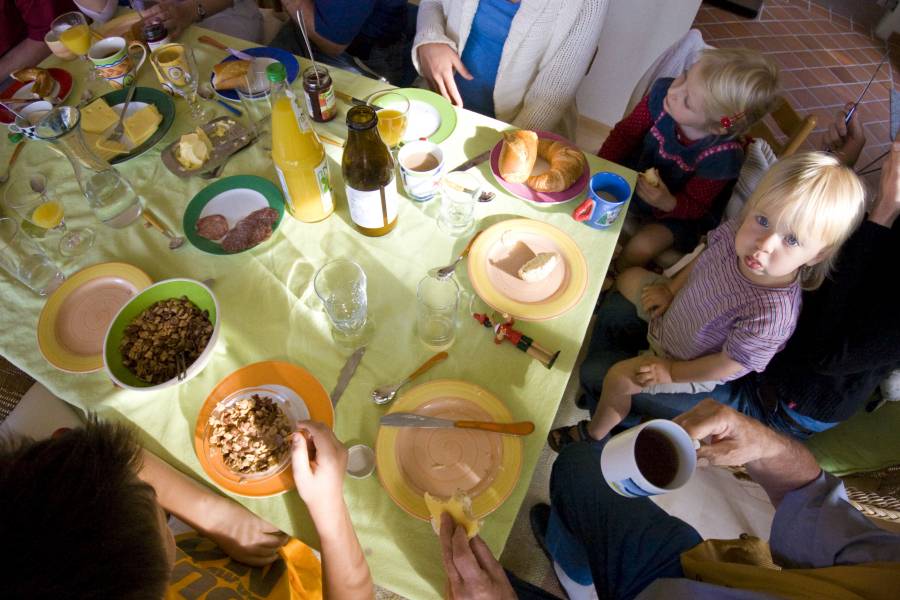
left=0, top=355, right=33, bottom=423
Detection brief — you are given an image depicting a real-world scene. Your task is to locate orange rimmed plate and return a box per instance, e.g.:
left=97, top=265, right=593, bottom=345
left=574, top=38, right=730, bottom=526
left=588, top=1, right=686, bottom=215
left=194, top=361, right=334, bottom=497
left=376, top=379, right=523, bottom=522
left=37, top=262, right=152, bottom=373
left=467, top=218, right=588, bottom=321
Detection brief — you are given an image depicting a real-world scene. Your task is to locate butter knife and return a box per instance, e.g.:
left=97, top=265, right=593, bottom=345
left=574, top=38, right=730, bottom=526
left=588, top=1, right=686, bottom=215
left=379, top=413, right=534, bottom=436
left=450, top=149, right=492, bottom=173
left=331, top=346, right=366, bottom=407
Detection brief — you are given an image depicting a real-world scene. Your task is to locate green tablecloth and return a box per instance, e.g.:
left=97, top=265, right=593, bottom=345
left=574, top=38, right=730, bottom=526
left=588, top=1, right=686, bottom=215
left=0, top=26, right=634, bottom=599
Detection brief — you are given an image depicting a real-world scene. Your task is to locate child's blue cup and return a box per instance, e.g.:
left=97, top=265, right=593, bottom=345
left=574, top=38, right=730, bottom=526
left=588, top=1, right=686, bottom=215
left=573, top=172, right=631, bottom=229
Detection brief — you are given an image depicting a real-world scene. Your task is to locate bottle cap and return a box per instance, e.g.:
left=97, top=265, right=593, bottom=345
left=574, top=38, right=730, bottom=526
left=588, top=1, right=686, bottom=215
left=266, top=62, right=287, bottom=83
left=8, top=132, right=23, bottom=143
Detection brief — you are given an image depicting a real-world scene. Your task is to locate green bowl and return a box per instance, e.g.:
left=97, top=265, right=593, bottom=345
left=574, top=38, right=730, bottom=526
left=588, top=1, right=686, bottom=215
left=100, top=86, right=176, bottom=164
left=103, top=279, right=220, bottom=391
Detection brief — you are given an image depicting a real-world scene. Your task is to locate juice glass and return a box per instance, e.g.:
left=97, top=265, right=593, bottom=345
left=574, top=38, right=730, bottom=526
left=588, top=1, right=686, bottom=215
left=0, top=217, right=65, bottom=296
left=51, top=12, right=96, bottom=81
left=4, top=175, right=95, bottom=257
left=368, top=91, right=409, bottom=149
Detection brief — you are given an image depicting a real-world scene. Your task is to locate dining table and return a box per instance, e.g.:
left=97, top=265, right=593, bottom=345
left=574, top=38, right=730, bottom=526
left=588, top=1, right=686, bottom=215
left=0, top=22, right=635, bottom=600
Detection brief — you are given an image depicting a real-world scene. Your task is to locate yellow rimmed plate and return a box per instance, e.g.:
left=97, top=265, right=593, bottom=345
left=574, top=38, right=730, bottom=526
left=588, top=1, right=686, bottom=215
left=37, top=262, right=152, bottom=373
left=467, top=218, right=588, bottom=321
left=376, top=379, right=523, bottom=521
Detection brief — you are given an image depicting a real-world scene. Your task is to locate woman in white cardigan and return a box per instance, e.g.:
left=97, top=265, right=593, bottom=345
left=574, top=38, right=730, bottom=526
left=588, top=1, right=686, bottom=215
left=413, top=0, right=607, bottom=136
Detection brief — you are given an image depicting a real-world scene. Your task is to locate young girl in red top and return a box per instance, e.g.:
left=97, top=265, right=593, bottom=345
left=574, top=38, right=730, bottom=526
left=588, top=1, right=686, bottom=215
left=600, top=48, right=779, bottom=272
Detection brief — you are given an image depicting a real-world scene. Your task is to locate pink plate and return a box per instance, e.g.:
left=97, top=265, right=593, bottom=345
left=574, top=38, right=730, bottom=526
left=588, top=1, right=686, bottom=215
left=485, top=230, right=569, bottom=304
left=1, top=68, right=73, bottom=124
left=489, top=130, right=589, bottom=205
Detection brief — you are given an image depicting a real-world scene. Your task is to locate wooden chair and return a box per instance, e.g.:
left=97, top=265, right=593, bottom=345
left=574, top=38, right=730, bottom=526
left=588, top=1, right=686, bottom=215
left=746, top=96, right=817, bottom=157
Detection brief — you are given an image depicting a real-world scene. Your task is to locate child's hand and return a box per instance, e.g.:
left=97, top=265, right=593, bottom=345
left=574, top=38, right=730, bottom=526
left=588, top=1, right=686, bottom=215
left=291, top=421, right=348, bottom=517
left=635, top=356, right=673, bottom=387
left=641, top=283, right=674, bottom=318
left=636, top=177, right=676, bottom=212
left=200, top=499, right=290, bottom=566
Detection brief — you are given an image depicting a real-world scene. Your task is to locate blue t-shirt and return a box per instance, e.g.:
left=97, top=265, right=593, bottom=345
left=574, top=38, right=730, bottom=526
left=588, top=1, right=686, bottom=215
left=455, top=0, right=520, bottom=118
left=314, top=0, right=406, bottom=46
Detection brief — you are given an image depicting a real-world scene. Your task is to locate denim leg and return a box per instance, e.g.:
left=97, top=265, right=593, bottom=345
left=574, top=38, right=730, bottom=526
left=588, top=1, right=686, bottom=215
left=506, top=570, right=563, bottom=600
left=548, top=441, right=702, bottom=600
left=579, top=292, right=649, bottom=414
left=629, top=381, right=748, bottom=421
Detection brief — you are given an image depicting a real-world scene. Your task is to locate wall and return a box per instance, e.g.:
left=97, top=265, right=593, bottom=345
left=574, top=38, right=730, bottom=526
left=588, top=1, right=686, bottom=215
left=576, top=0, right=702, bottom=127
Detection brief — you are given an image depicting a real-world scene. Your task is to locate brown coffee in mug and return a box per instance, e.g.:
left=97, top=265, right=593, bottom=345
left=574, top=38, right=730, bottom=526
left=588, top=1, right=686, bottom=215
left=402, top=152, right=439, bottom=172
left=634, top=428, right=679, bottom=488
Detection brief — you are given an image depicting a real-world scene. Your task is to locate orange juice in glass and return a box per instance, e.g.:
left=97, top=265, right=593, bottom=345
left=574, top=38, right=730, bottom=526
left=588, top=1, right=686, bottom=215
left=369, top=91, right=409, bottom=149
left=59, top=23, right=91, bottom=56
left=51, top=12, right=97, bottom=81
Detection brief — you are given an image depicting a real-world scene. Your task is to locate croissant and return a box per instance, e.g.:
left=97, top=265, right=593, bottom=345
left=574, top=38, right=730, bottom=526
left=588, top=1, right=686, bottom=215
left=11, top=67, right=53, bottom=98
left=498, top=130, right=538, bottom=183
left=526, top=139, right=586, bottom=193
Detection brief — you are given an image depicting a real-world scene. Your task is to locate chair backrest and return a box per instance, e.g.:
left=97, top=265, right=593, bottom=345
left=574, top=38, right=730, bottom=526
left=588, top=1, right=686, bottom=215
left=746, top=96, right=817, bottom=157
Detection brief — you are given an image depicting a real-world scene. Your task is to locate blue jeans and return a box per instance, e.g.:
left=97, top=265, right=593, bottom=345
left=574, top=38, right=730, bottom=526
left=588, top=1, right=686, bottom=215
left=544, top=441, right=702, bottom=599
left=578, top=292, right=826, bottom=440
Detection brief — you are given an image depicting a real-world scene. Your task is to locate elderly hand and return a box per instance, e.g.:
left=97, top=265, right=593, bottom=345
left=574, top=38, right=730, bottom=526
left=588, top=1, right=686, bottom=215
left=673, top=399, right=785, bottom=467
left=439, top=514, right=516, bottom=600
left=634, top=356, right=673, bottom=387
left=822, top=102, right=866, bottom=167
left=199, top=497, right=289, bottom=566
left=417, top=43, right=472, bottom=108
left=291, top=421, right=347, bottom=516
left=871, top=137, right=900, bottom=228
left=636, top=177, right=676, bottom=212
left=641, top=283, right=674, bottom=318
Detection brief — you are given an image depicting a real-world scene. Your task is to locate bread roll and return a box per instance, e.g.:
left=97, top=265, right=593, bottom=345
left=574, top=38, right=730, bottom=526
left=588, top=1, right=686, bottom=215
left=526, top=140, right=586, bottom=193
left=498, top=130, right=538, bottom=183
left=12, top=67, right=53, bottom=98
left=642, top=167, right=660, bottom=187
left=212, top=60, right=251, bottom=91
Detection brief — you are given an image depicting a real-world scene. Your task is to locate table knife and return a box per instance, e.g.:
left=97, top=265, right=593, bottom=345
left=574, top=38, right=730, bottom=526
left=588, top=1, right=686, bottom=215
left=331, top=346, right=366, bottom=406
left=198, top=35, right=254, bottom=61
left=380, top=413, right=534, bottom=436
left=450, top=149, right=491, bottom=173
left=334, top=90, right=383, bottom=111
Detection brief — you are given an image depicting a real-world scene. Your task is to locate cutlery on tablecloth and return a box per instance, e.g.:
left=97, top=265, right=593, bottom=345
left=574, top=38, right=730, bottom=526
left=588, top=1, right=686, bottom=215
left=142, top=207, right=185, bottom=250
left=371, top=352, right=448, bottom=405
left=379, top=413, right=535, bottom=436
left=331, top=346, right=366, bottom=407
left=450, top=149, right=491, bottom=174
left=198, top=35, right=254, bottom=61
left=198, top=84, right=242, bottom=116
left=335, top=89, right=384, bottom=111
left=433, top=231, right=482, bottom=280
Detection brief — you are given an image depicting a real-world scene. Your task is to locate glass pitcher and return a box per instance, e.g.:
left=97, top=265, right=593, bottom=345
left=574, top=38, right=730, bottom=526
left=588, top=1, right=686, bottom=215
left=33, top=106, right=143, bottom=228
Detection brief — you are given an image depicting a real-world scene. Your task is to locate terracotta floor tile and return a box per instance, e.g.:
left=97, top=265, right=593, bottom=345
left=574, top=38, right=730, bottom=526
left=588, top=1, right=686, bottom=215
left=829, top=66, right=854, bottom=84
left=702, top=23, right=731, bottom=41
left=763, top=6, right=792, bottom=21
left=801, top=35, right=824, bottom=51
left=864, top=47, right=888, bottom=62
left=809, top=3, right=830, bottom=20
left=790, top=88, right=819, bottom=109
left=766, top=21, right=792, bottom=36
left=782, top=71, right=808, bottom=90
left=816, top=51, right=840, bottom=67
left=812, top=68, right=841, bottom=86
left=829, top=49, right=856, bottom=66
left=783, top=36, right=807, bottom=52
left=775, top=52, right=805, bottom=70
left=802, top=51, right=826, bottom=68
left=760, top=36, right=790, bottom=53
left=831, top=13, right=851, bottom=30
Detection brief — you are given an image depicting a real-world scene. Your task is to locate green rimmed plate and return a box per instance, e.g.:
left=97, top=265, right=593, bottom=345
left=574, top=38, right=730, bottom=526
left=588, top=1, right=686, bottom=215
left=371, top=88, right=457, bottom=144
left=99, top=87, right=176, bottom=164
left=183, top=175, right=285, bottom=255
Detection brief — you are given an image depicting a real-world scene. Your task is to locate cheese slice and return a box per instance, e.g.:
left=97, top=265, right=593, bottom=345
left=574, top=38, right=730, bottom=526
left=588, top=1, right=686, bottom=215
left=518, top=252, right=559, bottom=282
left=83, top=131, right=125, bottom=161
left=123, top=105, right=162, bottom=147
left=424, top=491, right=480, bottom=539
left=81, top=99, right=119, bottom=134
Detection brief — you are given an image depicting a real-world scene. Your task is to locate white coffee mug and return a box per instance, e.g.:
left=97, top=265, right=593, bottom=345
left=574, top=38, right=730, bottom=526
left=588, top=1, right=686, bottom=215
left=8, top=101, right=55, bottom=140
left=600, top=419, right=697, bottom=497
left=398, top=140, right=444, bottom=201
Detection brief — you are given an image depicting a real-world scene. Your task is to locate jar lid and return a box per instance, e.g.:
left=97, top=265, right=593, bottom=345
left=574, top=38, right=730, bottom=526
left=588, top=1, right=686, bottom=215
left=346, top=104, right=377, bottom=131
left=266, top=62, right=287, bottom=83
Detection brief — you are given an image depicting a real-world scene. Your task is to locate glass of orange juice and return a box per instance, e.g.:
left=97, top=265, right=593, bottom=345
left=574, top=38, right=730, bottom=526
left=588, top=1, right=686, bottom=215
left=3, top=175, right=95, bottom=257
left=51, top=11, right=96, bottom=80
left=368, top=91, right=409, bottom=150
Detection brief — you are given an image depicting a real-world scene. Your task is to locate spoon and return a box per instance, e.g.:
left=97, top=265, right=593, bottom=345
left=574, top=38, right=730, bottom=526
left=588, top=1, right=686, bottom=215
left=198, top=84, right=242, bottom=117
left=434, top=230, right=482, bottom=280
left=142, top=207, right=185, bottom=250
left=371, top=351, right=449, bottom=405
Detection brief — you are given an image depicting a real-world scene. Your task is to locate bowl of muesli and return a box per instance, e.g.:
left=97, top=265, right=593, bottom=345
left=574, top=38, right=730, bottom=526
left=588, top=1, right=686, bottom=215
left=103, top=278, right=220, bottom=391
left=202, top=386, right=305, bottom=482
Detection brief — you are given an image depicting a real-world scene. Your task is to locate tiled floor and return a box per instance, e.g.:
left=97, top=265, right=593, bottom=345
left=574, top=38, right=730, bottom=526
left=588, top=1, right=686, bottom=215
left=693, top=0, right=896, bottom=183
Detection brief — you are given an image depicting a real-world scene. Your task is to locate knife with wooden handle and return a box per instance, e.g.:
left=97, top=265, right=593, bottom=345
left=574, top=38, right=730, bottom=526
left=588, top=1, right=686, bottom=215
left=380, top=413, right=534, bottom=436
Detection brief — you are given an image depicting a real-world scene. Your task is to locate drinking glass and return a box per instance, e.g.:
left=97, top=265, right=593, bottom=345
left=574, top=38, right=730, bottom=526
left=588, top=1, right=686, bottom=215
left=438, top=171, right=480, bottom=236
left=368, top=91, right=409, bottom=149
left=314, top=259, right=371, bottom=346
left=51, top=12, right=96, bottom=81
left=151, top=44, right=209, bottom=122
left=4, top=175, right=95, bottom=257
left=237, top=71, right=272, bottom=150
left=416, top=274, right=460, bottom=351
left=0, top=217, right=65, bottom=296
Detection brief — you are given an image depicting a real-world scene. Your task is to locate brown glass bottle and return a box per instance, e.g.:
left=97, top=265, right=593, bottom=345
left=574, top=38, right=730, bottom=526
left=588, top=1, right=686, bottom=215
left=342, top=105, right=398, bottom=237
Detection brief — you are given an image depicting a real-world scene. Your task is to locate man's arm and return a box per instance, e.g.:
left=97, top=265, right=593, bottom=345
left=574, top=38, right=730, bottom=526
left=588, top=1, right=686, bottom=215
left=291, top=421, right=373, bottom=600
left=0, top=39, right=52, bottom=81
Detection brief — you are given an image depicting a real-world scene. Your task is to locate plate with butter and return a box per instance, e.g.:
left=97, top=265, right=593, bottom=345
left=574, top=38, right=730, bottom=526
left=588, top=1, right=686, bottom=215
left=161, top=116, right=255, bottom=178
left=80, top=87, right=175, bottom=164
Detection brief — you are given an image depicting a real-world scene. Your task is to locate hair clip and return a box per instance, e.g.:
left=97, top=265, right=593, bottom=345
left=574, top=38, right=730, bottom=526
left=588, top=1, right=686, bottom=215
left=720, top=111, right=745, bottom=130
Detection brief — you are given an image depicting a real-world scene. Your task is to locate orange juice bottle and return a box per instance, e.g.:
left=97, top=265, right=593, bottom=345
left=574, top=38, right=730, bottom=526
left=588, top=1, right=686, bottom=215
left=267, top=63, right=333, bottom=222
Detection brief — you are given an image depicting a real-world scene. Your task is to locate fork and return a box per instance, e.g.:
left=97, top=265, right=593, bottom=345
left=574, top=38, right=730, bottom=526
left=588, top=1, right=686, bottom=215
left=105, top=83, right=138, bottom=144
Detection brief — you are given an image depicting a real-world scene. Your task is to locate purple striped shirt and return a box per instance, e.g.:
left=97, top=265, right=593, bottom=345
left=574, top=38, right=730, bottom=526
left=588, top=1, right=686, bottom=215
left=649, top=219, right=802, bottom=378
